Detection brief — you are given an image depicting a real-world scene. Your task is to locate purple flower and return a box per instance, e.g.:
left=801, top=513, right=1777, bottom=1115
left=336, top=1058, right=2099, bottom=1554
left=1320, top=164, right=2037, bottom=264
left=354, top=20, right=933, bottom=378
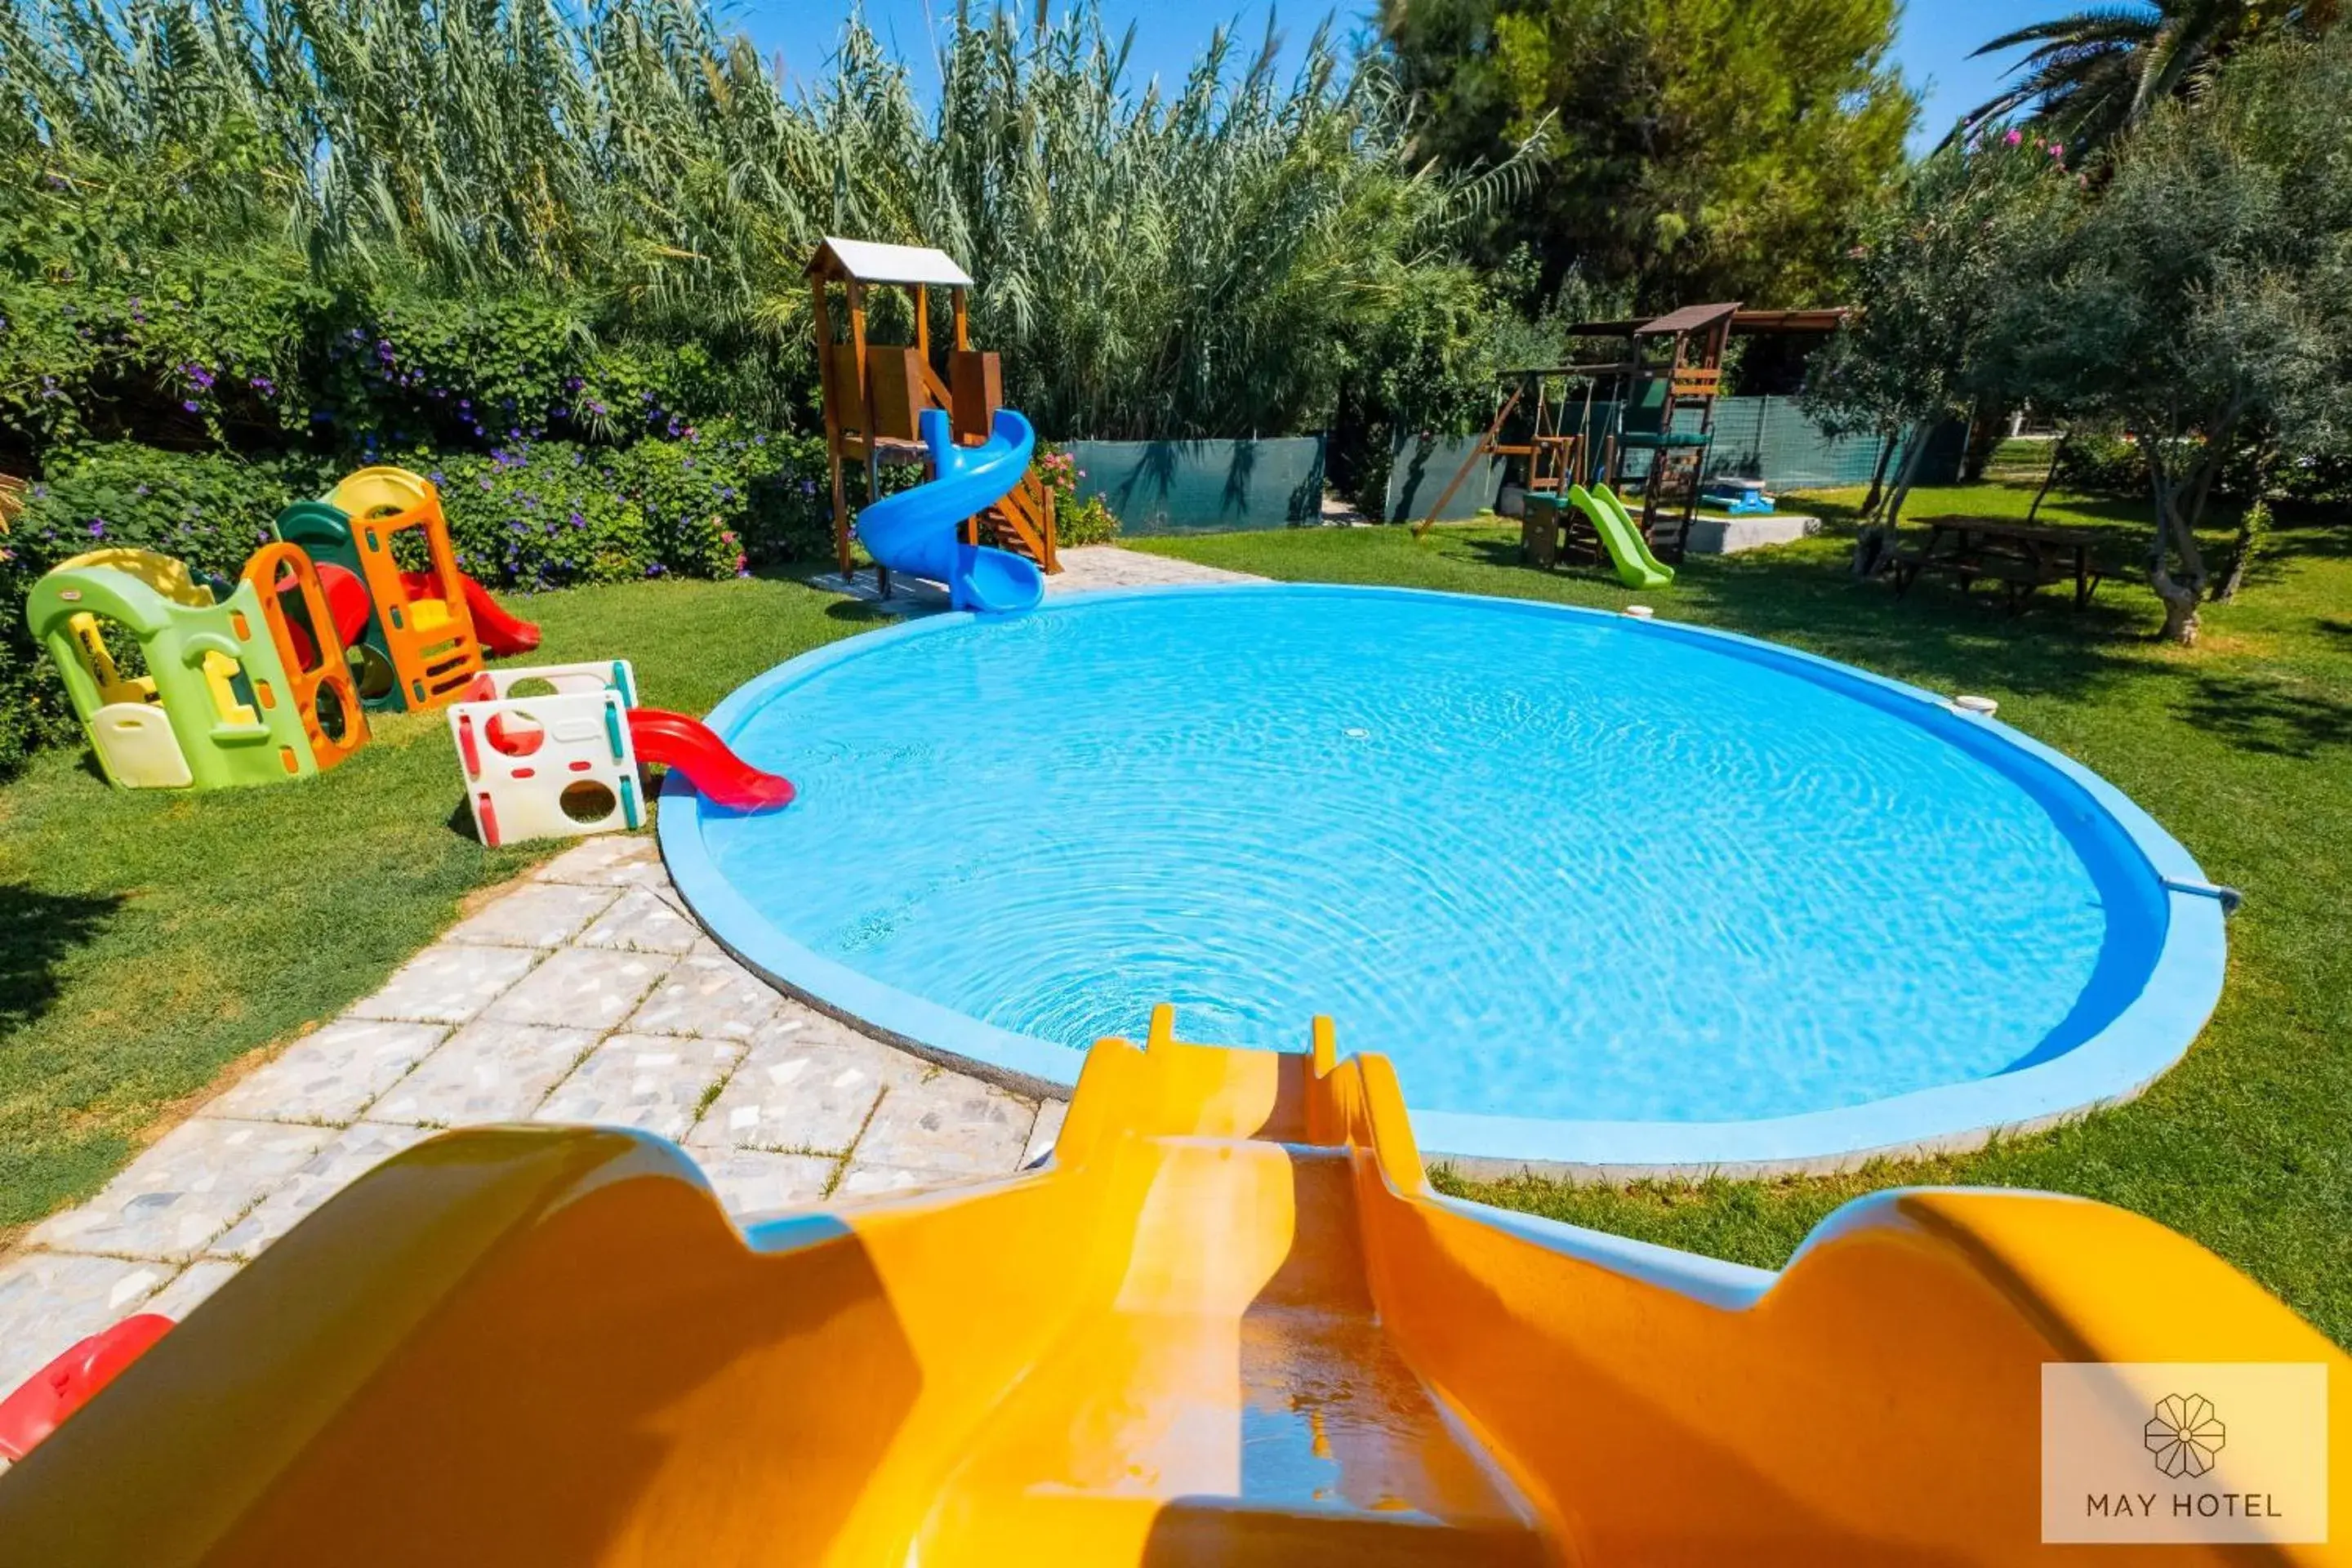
left=87, top=519, right=106, bottom=537
left=182, top=399, right=199, bottom=412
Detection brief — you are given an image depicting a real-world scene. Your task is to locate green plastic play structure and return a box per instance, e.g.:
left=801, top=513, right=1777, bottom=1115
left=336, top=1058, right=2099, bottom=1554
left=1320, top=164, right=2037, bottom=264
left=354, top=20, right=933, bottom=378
left=1567, top=483, right=1675, bottom=589
left=24, top=549, right=319, bottom=791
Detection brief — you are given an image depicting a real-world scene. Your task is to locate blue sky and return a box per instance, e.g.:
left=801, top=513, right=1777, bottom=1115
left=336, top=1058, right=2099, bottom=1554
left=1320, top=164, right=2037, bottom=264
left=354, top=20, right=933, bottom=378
left=733, top=0, right=2065, bottom=151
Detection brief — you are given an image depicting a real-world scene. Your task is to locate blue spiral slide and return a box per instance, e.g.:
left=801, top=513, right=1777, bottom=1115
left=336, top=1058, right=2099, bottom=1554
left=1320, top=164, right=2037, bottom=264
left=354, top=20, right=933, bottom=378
left=857, top=407, right=1045, bottom=613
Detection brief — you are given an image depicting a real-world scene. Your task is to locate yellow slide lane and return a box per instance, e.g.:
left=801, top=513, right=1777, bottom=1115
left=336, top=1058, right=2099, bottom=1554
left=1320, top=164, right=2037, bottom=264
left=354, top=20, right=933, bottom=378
left=2, top=1008, right=2342, bottom=1565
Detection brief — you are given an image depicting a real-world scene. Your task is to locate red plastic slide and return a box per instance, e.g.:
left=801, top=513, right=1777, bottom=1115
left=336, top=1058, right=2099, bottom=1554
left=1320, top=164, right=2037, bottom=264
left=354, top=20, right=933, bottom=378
left=317, top=562, right=375, bottom=648
left=0, top=1313, right=172, bottom=1462
left=399, top=568, right=542, bottom=656
left=627, top=708, right=795, bottom=811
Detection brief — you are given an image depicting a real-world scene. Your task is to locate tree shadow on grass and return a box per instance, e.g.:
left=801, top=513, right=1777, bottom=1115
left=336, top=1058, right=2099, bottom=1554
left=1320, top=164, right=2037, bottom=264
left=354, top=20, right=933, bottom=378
left=2176, top=671, right=2352, bottom=760
left=2265, top=521, right=2352, bottom=563
left=1450, top=532, right=2164, bottom=706
left=0, top=884, right=123, bottom=1041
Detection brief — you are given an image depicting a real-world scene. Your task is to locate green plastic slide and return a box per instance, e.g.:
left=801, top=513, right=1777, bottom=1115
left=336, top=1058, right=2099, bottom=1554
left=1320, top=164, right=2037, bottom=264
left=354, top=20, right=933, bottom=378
left=1567, top=483, right=1675, bottom=589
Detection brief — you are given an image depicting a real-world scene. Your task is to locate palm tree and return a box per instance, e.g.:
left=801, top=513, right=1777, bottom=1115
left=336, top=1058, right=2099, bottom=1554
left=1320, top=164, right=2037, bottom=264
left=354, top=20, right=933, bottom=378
left=1949, top=0, right=2337, bottom=153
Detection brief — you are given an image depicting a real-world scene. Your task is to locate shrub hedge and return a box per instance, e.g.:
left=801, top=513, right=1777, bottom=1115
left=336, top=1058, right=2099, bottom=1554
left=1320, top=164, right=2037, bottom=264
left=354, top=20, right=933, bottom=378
left=0, top=429, right=839, bottom=773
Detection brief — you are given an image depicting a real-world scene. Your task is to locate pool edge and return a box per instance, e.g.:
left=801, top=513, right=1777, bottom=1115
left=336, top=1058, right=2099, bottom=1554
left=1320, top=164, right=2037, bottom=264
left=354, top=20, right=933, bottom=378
left=658, top=581, right=2229, bottom=1177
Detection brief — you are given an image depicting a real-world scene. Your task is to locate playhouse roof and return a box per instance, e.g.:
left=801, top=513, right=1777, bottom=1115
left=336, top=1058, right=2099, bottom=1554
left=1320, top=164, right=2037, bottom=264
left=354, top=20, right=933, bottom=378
left=805, top=238, right=974, bottom=287
left=1560, top=305, right=1850, bottom=340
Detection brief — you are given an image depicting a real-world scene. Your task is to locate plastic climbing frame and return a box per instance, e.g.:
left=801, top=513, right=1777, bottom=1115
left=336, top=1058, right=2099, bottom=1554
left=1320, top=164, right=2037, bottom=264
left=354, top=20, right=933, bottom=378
left=275, top=466, right=485, bottom=714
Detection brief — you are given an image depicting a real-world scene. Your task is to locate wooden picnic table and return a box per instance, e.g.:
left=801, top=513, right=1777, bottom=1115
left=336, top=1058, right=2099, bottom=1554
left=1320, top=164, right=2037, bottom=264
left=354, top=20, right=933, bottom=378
left=1891, top=516, right=2105, bottom=613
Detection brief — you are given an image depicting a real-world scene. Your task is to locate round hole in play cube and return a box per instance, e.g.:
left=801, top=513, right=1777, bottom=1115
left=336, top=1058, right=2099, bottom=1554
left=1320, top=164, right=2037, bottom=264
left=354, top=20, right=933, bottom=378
left=484, top=710, right=547, bottom=758
left=560, top=779, right=617, bottom=824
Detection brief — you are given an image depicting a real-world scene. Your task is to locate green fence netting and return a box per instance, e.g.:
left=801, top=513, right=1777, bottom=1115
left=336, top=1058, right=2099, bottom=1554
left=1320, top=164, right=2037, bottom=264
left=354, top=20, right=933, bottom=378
left=1383, top=398, right=1966, bottom=523
left=1069, top=437, right=1325, bottom=535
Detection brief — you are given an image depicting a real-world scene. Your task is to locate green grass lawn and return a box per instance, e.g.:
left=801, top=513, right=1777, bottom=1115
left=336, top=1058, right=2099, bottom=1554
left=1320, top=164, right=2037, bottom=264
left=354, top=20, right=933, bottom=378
left=0, top=576, right=889, bottom=1242
left=1137, top=485, right=2352, bottom=1343
left=3, top=483, right=2348, bottom=1348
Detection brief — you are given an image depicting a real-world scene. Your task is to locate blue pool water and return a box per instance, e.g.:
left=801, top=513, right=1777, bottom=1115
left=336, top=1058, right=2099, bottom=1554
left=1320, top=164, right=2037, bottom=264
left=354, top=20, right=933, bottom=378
left=676, top=587, right=2180, bottom=1131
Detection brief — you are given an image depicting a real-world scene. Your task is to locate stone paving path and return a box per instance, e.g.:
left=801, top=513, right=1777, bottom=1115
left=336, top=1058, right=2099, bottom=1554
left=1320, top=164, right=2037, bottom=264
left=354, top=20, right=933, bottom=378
left=0, top=836, right=1073, bottom=1402
left=0, top=545, right=1265, bottom=1414
left=813, top=540, right=1258, bottom=609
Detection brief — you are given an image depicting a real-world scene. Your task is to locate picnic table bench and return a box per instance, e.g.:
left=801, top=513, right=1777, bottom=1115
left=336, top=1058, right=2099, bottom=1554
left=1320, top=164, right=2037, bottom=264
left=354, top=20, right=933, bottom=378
left=1890, top=517, right=2106, bottom=614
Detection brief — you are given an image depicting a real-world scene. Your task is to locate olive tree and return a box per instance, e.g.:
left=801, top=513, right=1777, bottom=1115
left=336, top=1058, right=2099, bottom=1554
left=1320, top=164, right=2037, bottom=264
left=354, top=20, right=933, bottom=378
left=1798, top=139, right=2062, bottom=575
left=1988, top=32, right=2352, bottom=644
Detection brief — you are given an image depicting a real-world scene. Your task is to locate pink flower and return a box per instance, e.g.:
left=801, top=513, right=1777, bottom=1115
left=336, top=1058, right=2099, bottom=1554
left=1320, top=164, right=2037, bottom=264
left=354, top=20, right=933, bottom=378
left=2049, top=142, right=2065, bottom=159
left=2003, top=127, right=2022, bottom=147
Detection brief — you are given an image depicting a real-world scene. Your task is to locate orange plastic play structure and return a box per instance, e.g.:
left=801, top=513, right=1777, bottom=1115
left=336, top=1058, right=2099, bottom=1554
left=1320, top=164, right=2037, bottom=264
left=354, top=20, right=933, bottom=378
left=239, top=541, right=369, bottom=772
left=276, top=467, right=486, bottom=712
left=330, top=466, right=484, bottom=707
left=2, top=1008, right=2343, bottom=1564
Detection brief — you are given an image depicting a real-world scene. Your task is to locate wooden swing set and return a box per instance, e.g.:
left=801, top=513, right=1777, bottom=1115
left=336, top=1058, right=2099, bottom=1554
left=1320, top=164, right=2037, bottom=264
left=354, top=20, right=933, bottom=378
left=1410, top=302, right=1742, bottom=562
left=1411, top=304, right=1848, bottom=568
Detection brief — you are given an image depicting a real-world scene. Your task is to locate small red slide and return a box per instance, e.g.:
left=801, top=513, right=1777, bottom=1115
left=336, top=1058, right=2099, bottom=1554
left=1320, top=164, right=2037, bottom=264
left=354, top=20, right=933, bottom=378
left=398, top=568, right=542, bottom=656
left=0, top=1313, right=173, bottom=1461
left=627, top=708, right=795, bottom=811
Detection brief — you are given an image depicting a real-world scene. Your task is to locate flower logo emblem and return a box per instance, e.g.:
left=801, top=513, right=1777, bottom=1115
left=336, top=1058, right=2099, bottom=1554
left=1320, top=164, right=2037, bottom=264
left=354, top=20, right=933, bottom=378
left=2146, top=1394, right=2226, bottom=1478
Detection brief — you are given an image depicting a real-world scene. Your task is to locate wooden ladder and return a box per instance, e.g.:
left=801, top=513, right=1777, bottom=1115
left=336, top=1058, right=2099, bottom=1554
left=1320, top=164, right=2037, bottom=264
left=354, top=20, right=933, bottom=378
left=968, top=468, right=1061, bottom=574
left=1642, top=449, right=1706, bottom=564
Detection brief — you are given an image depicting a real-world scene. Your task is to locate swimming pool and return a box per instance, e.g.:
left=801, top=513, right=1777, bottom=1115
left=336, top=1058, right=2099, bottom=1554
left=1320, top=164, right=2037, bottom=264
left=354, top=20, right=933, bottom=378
left=660, top=585, right=2228, bottom=1172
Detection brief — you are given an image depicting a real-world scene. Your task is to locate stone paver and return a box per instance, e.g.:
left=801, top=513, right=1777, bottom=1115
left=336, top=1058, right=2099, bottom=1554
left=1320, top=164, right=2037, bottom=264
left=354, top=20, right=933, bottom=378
left=533, top=834, right=669, bottom=888
left=210, top=1124, right=436, bottom=1259
left=1046, top=544, right=1259, bottom=595
left=855, top=1075, right=1036, bottom=1178
left=443, top=881, right=621, bottom=948
left=835, top=1163, right=956, bottom=1198
left=29, top=1119, right=332, bottom=1263
left=577, top=886, right=700, bottom=955
left=364, top=1021, right=600, bottom=1128
left=0, top=560, right=1254, bottom=1387
left=201, top=1018, right=448, bottom=1126
left=1023, top=1098, right=1070, bottom=1169
left=533, top=1034, right=744, bottom=1139
left=483, top=946, right=673, bottom=1031
left=626, top=941, right=782, bottom=1040
left=349, top=943, right=543, bottom=1025
left=144, top=1259, right=242, bottom=1322
left=687, top=1016, right=925, bottom=1156
left=0, top=1252, right=172, bottom=1392
left=811, top=541, right=1257, bottom=612
left=698, top=1151, right=840, bottom=1218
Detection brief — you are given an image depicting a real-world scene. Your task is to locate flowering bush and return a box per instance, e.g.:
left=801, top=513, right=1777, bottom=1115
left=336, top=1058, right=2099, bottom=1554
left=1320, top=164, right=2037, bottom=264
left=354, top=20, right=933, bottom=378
left=1034, top=443, right=1119, bottom=546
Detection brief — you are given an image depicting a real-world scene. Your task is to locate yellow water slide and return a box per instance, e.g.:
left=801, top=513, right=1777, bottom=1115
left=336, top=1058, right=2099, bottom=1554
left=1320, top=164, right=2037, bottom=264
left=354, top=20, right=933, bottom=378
left=2, top=1009, right=2343, bottom=1565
